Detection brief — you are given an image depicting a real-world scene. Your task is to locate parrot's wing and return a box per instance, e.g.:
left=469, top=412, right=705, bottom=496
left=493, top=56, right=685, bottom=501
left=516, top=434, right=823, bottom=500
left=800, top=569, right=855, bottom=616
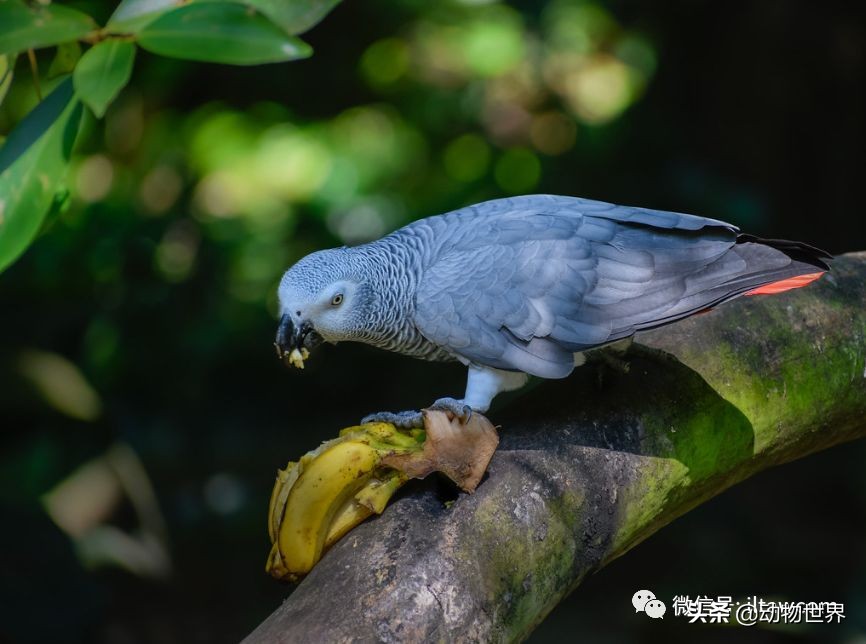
left=411, top=195, right=809, bottom=379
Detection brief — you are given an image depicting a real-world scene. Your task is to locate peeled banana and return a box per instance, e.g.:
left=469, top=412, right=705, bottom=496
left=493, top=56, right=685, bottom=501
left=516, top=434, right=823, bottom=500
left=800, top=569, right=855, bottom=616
left=265, top=411, right=499, bottom=582
left=265, top=423, right=424, bottom=581
left=277, top=440, right=380, bottom=573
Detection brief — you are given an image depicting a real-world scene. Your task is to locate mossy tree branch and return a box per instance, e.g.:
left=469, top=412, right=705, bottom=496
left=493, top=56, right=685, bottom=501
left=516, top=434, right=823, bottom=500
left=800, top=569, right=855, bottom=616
left=245, top=252, right=866, bottom=643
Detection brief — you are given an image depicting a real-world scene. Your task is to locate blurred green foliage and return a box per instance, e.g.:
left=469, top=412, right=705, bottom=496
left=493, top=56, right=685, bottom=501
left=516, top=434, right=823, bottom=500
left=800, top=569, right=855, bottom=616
left=0, top=0, right=334, bottom=274
left=1, top=1, right=864, bottom=643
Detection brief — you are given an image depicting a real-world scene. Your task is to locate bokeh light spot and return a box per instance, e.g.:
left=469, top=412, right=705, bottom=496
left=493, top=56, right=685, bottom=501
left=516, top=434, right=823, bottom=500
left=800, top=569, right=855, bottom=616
left=543, top=1, right=616, bottom=54
left=256, top=127, right=332, bottom=201
left=75, top=155, right=114, bottom=203
left=327, top=203, right=388, bottom=245
left=189, top=111, right=255, bottom=175
left=18, top=350, right=102, bottom=422
left=194, top=170, right=241, bottom=218
left=443, top=133, right=491, bottom=182
left=155, top=220, right=200, bottom=282
left=463, top=18, right=525, bottom=78
left=562, top=54, right=634, bottom=124
left=494, top=148, right=541, bottom=193
left=204, top=473, right=246, bottom=516
left=360, top=38, right=410, bottom=87
left=530, top=111, right=578, bottom=155
left=138, top=164, right=183, bottom=216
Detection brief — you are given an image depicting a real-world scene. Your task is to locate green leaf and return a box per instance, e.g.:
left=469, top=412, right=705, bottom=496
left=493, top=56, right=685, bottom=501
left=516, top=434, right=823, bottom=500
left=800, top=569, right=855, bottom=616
left=243, top=0, right=342, bottom=36
left=0, top=78, right=82, bottom=273
left=47, top=41, right=82, bottom=80
left=0, top=76, right=74, bottom=173
left=0, top=54, right=14, bottom=108
left=108, top=0, right=343, bottom=37
left=138, top=3, right=312, bottom=65
left=107, top=0, right=181, bottom=33
left=0, top=0, right=97, bottom=56
left=73, top=40, right=136, bottom=118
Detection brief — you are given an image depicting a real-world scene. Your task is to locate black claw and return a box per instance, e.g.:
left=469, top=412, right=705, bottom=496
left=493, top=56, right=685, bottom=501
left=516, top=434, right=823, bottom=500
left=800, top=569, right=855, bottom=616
left=429, top=398, right=473, bottom=422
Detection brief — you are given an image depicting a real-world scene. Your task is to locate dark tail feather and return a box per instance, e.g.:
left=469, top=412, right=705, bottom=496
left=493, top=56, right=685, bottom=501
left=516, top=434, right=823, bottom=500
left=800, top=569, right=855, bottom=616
left=722, top=235, right=831, bottom=298
left=736, top=233, right=833, bottom=270
left=630, top=235, right=832, bottom=333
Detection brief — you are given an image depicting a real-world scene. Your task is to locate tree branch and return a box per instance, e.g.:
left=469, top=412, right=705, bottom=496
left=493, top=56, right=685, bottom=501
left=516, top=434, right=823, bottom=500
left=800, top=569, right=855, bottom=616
left=245, top=252, right=866, bottom=643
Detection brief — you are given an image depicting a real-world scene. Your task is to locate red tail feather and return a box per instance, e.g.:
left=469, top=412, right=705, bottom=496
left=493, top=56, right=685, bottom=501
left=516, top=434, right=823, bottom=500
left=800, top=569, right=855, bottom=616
left=745, top=272, right=825, bottom=296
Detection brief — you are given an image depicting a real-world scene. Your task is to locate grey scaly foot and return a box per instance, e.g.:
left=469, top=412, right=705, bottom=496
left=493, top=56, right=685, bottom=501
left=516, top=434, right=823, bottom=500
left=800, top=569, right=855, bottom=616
left=361, top=410, right=424, bottom=429
left=429, top=397, right=473, bottom=422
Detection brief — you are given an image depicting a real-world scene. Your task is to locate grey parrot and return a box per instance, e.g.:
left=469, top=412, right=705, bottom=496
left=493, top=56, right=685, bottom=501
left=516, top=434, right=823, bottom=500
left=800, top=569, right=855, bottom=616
left=275, top=194, right=830, bottom=427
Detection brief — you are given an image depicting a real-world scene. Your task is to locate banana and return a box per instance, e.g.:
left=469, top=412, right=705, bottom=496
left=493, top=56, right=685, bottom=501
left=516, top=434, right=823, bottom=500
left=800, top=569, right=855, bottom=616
left=324, top=497, right=373, bottom=548
left=267, top=462, right=299, bottom=543
left=354, top=469, right=407, bottom=514
left=263, top=416, right=502, bottom=582
left=276, top=440, right=382, bottom=576
left=266, top=436, right=345, bottom=546
left=265, top=424, right=427, bottom=581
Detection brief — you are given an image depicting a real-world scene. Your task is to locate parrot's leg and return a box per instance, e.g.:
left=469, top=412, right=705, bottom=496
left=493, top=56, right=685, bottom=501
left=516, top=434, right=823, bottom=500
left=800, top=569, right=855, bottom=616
left=462, top=364, right=529, bottom=411
left=361, top=366, right=528, bottom=428
left=430, top=365, right=529, bottom=421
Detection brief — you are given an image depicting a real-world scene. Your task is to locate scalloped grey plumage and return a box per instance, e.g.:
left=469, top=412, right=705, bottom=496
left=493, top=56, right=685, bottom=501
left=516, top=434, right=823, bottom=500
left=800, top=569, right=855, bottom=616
left=404, top=195, right=826, bottom=379
left=277, top=194, right=830, bottom=418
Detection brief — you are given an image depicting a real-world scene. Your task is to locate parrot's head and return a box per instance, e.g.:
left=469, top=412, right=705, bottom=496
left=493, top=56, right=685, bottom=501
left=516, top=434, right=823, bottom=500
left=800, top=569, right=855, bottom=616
left=275, top=248, right=376, bottom=368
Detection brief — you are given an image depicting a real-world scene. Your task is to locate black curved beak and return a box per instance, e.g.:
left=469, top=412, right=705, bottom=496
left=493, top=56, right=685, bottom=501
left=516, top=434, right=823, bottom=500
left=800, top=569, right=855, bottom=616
left=274, top=314, right=296, bottom=359
left=274, top=314, right=323, bottom=364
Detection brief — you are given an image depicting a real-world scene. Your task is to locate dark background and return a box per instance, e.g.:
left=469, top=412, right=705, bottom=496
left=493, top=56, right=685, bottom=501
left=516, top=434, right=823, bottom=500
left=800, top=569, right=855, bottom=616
left=1, top=1, right=864, bottom=642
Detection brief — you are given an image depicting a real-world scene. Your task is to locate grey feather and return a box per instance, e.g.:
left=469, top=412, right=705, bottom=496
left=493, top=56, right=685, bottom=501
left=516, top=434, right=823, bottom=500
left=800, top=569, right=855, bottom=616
left=405, top=195, right=828, bottom=378
left=278, top=194, right=829, bottom=383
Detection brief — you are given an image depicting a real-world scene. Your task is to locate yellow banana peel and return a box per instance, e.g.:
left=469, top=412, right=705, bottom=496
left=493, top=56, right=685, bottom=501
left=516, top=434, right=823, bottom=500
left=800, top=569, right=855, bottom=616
left=265, top=411, right=498, bottom=582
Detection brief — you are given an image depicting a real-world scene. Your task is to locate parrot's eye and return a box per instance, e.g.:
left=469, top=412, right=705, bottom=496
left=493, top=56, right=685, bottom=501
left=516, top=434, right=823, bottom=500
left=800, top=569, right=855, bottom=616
left=331, top=293, right=344, bottom=306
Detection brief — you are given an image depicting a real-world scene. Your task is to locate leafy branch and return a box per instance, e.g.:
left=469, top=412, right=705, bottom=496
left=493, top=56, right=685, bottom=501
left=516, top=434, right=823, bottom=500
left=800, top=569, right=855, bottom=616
left=0, top=0, right=342, bottom=273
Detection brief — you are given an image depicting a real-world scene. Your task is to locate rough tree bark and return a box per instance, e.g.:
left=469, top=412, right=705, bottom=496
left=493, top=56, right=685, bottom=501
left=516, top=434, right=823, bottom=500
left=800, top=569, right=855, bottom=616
left=245, top=252, right=866, bottom=643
